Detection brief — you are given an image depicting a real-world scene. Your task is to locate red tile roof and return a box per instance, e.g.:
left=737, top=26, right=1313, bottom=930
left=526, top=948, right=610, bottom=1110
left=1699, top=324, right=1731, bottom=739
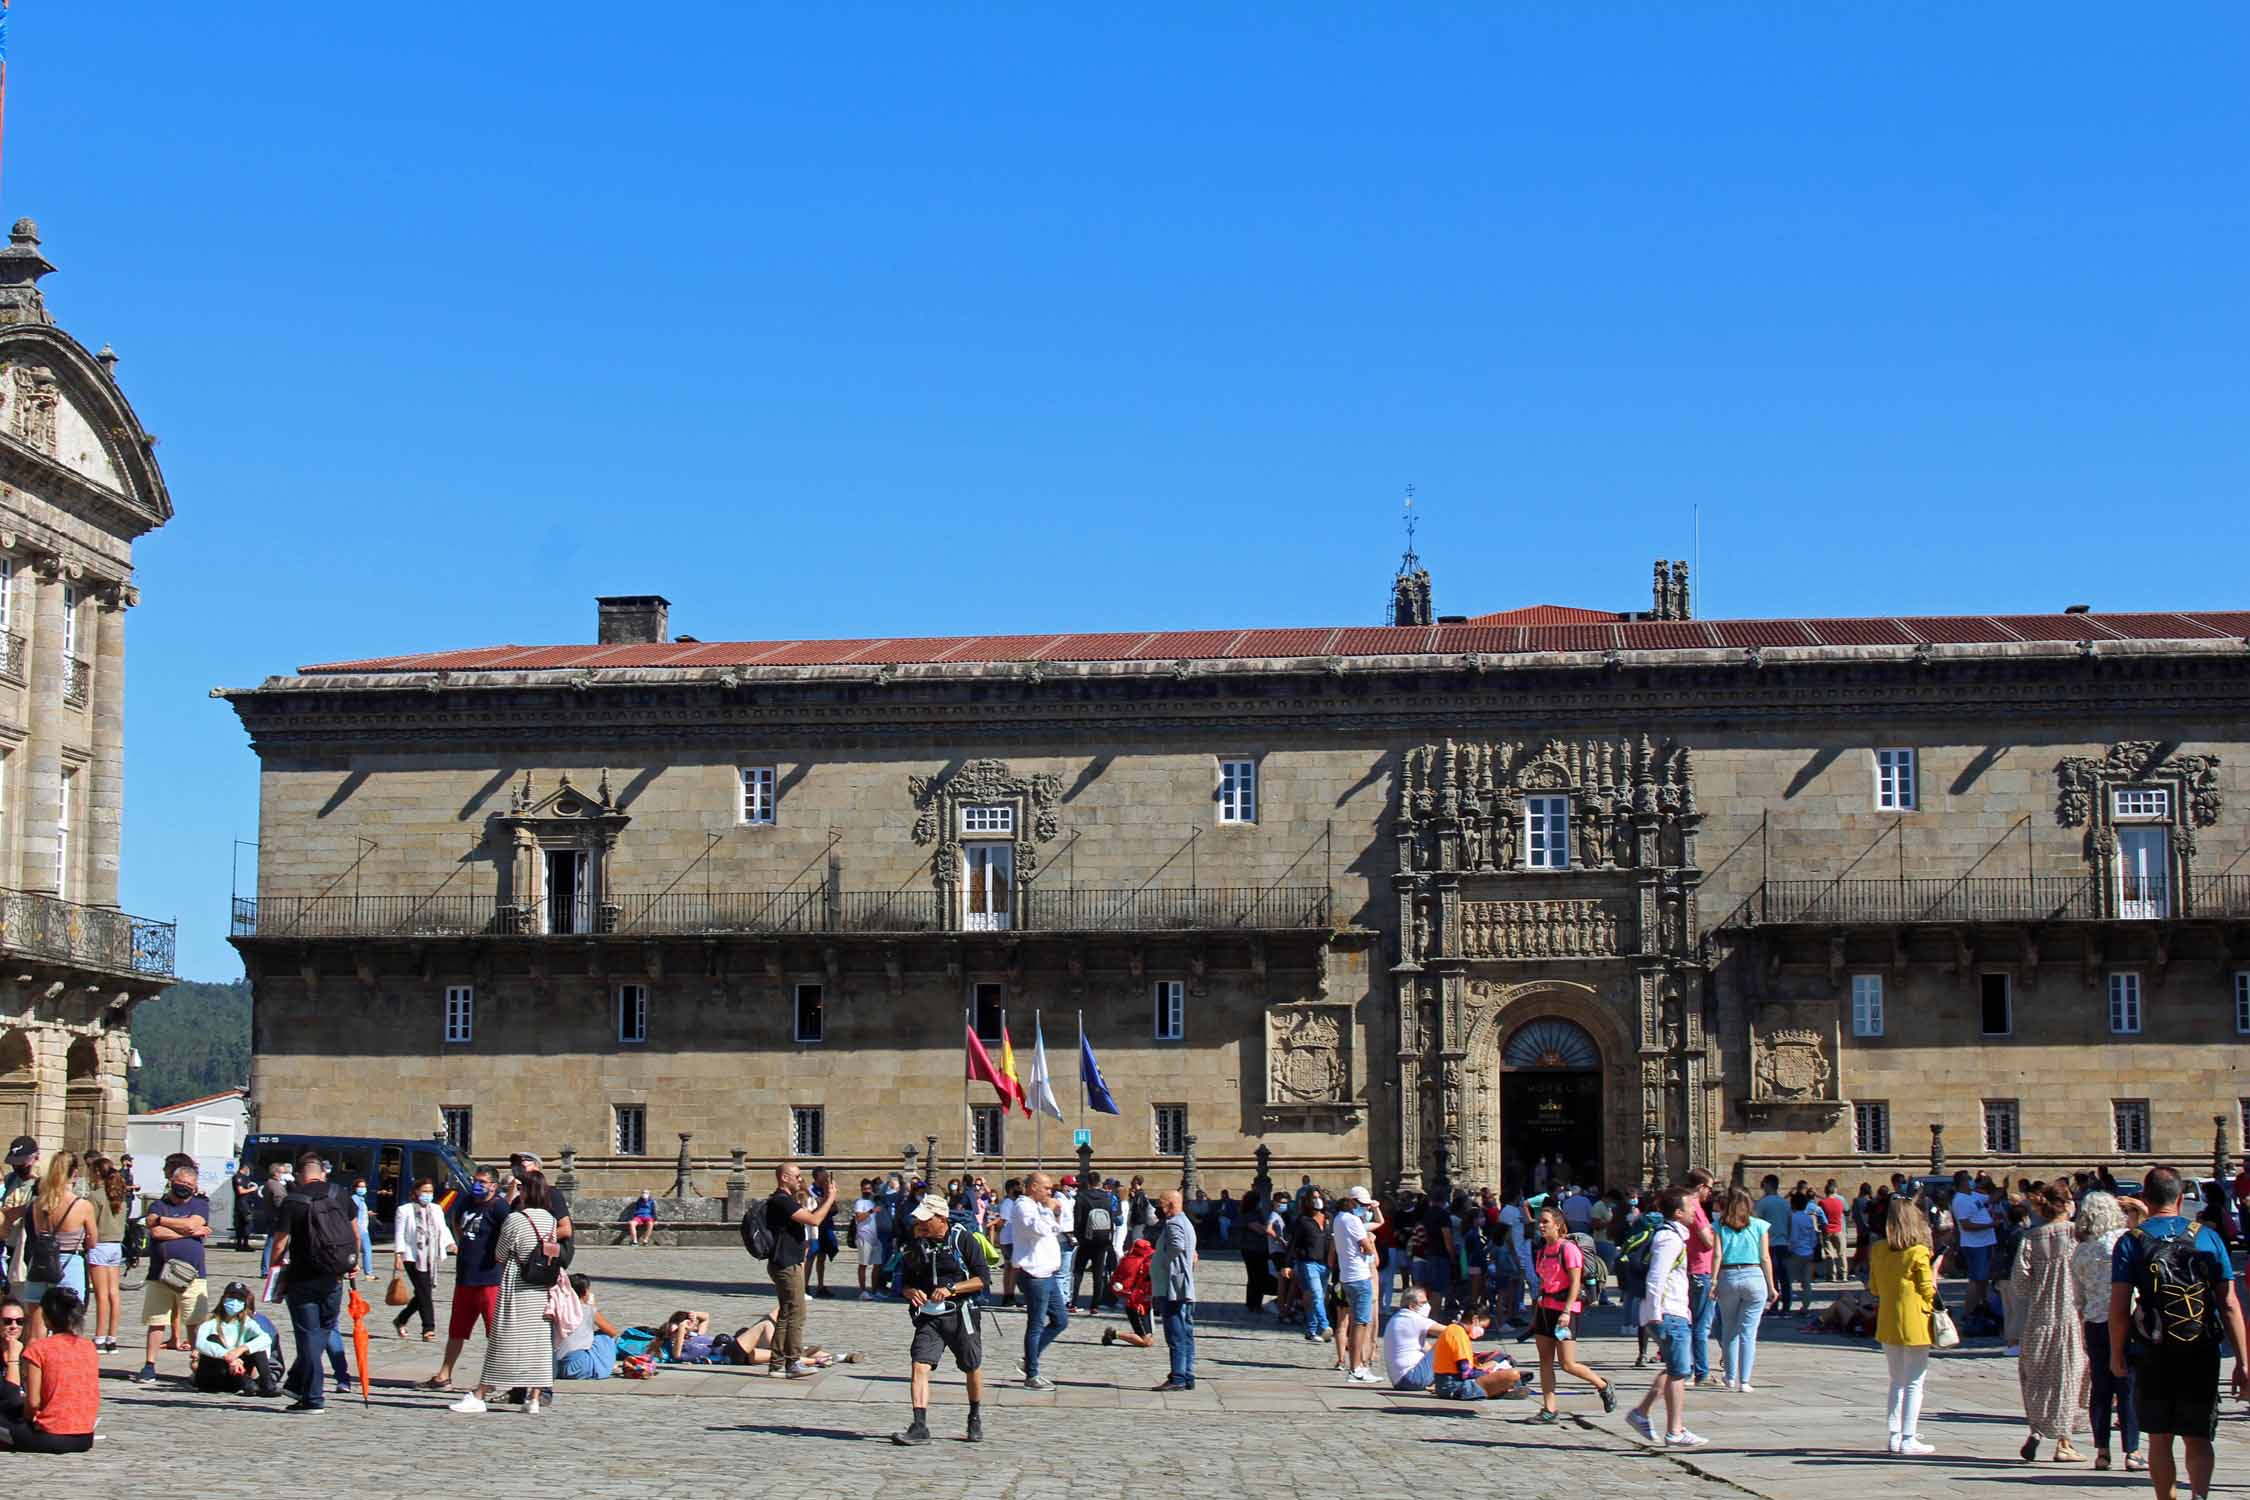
left=295, top=609, right=2250, bottom=676
left=1461, top=604, right=1625, bottom=626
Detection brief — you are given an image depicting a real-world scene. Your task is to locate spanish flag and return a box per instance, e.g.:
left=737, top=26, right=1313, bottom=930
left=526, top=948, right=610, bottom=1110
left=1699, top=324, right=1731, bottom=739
left=999, top=1024, right=1030, bottom=1118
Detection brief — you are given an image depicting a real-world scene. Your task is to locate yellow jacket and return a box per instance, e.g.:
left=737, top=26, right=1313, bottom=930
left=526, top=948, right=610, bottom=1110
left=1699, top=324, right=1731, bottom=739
left=1869, top=1241, right=1936, bottom=1347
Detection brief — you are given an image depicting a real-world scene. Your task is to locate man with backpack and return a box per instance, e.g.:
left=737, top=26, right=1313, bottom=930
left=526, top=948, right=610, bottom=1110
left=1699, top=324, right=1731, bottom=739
left=1071, top=1177, right=1120, bottom=1313
left=267, top=1150, right=361, bottom=1412
left=746, top=1161, right=835, bottom=1379
left=2110, top=1167, right=2250, bottom=1500
left=890, top=1193, right=989, bottom=1445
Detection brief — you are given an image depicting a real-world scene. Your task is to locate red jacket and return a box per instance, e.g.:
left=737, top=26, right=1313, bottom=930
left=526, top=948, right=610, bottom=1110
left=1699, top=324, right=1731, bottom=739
left=1112, top=1242, right=1155, bottom=1314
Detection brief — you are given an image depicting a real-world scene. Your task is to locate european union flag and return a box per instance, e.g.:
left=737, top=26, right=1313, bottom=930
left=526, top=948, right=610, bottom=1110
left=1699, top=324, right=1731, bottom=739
left=1078, top=1031, right=1119, bottom=1115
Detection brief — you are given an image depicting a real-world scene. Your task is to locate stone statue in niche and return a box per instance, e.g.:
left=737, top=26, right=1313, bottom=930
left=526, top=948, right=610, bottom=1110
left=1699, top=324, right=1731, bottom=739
left=1267, top=1005, right=1352, bottom=1106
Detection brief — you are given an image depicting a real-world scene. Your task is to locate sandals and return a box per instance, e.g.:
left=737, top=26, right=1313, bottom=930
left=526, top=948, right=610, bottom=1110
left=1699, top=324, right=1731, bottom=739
left=416, top=1377, right=457, bottom=1392
left=2053, top=1442, right=2085, bottom=1464
left=2126, top=1454, right=2148, bottom=1472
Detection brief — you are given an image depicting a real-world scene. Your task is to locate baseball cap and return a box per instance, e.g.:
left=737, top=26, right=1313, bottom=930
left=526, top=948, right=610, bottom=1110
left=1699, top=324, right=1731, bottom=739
left=5, top=1136, right=36, bottom=1165
left=909, top=1193, right=949, bottom=1223
left=1347, top=1186, right=1372, bottom=1203
left=1060, top=1176, right=1077, bottom=1188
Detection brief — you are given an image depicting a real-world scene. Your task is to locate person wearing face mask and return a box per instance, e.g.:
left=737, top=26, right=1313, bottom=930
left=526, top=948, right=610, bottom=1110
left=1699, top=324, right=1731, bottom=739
left=421, top=1167, right=506, bottom=1392
left=350, top=1178, right=374, bottom=1279
left=134, top=1155, right=211, bottom=1387
left=391, top=1177, right=456, bottom=1342
left=192, top=1282, right=281, bottom=1396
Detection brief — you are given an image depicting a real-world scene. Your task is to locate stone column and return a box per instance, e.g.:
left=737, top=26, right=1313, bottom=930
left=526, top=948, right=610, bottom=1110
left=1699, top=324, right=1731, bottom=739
left=20, top=557, right=65, bottom=895
left=85, top=588, right=127, bottom=909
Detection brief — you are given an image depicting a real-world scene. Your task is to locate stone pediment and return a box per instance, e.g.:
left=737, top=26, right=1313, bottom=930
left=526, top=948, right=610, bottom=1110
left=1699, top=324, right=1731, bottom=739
left=503, top=771, right=628, bottom=825
left=0, top=365, right=123, bottom=492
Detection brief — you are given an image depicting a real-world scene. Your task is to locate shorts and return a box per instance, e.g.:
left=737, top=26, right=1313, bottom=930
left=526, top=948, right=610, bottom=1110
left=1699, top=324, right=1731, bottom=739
left=1531, top=1304, right=1575, bottom=1339
left=1394, top=1350, right=1435, bottom=1391
left=1126, top=1306, right=1151, bottom=1338
left=909, top=1308, right=982, bottom=1373
left=1958, top=1244, right=1993, bottom=1281
left=1342, top=1278, right=1375, bottom=1325
left=86, top=1243, right=122, bottom=1269
left=142, top=1274, right=207, bottom=1328
left=630, top=1215, right=653, bottom=1228
left=2137, top=1342, right=2222, bottom=1440
left=448, top=1283, right=500, bottom=1340
left=1656, top=1313, right=1694, bottom=1379
left=1434, top=1372, right=1488, bottom=1401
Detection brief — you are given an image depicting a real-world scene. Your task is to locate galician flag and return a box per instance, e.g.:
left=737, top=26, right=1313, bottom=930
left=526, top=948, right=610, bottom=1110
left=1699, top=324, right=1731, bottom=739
left=965, top=1024, right=1022, bottom=1113
left=1024, top=1014, right=1065, bottom=1121
left=999, top=1023, right=1030, bottom=1119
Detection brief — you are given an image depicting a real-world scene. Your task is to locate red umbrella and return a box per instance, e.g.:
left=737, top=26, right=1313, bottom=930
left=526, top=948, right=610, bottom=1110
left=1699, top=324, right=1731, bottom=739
left=345, top=1283, right=373, bottom=1406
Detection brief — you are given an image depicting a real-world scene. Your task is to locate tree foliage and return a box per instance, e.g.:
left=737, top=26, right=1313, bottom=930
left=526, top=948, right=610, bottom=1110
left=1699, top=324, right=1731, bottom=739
left=127, top=979, right=251, bottom=1113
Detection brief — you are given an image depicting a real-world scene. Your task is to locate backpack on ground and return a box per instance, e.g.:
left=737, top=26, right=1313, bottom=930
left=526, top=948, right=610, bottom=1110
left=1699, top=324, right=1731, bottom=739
left=614, top=1324, right=660, bottom=1359
left=2131, top=1226, right=2224, bottom=1349
left=300, top=1189, right=360, bottom=1277
left=741, top=1204, right=777, bottom=1261
left=516, top=1212, right=564, bottom=1288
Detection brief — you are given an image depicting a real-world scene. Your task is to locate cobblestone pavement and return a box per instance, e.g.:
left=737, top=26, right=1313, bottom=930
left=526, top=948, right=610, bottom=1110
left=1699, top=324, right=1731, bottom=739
left=65, top=1248, right=2250, bottom=1497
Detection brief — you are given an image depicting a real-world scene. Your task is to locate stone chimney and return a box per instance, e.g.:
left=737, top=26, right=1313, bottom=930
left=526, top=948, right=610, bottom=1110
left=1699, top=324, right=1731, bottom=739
left=1650, top=560, right=1691, bottom=621
left=596, top=595, right=671, bottom=645
left=1391, top=565, right=1432, bottom=628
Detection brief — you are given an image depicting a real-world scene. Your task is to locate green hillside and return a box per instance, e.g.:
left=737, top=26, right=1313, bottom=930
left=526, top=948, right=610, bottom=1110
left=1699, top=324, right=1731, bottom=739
left=127, top=979, right=252, bottom=1113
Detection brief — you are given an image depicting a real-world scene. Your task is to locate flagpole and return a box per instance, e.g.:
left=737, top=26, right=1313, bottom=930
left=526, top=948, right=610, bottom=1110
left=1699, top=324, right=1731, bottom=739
left=1035, top=1009, right=1044, bottom=1170
left=961, top=995, right=970, bottom=1191
left=998, top=1006, right=1009, bottom=1189
left=1077, top=1008, right=1086, bottom=1134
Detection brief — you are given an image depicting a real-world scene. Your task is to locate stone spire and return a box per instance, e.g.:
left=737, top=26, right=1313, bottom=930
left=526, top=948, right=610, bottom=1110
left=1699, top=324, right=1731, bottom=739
left=1390, top=486, right=1432, bottom=627
left=1650, top=558, right=1692, bottom=620
left=0, top=219, right=57, bottom=327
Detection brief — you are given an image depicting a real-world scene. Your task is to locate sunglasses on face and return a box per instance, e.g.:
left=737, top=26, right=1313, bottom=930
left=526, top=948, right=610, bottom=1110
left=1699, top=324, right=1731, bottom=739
left=0, top=1317, right=24, bottom=1326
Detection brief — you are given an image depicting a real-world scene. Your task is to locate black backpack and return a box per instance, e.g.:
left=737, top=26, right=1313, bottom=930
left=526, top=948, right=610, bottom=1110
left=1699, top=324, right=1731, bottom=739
left=515, top=1212, right=564, bottom=1288
left=2131, top=1225, right=2224, bottom=1349
left=741, top=1203, right=778, bottom=1261
left=23, top=1196, right=79, bottom=1284
left=299, top=1189, right=360, bottom=1277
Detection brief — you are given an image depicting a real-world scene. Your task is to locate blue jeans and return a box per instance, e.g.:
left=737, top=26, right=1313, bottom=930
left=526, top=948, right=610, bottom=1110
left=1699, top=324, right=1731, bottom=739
left=283, top=1281, right=344, bottom=1407
left=1380, top=1249, right=1408, bottom=1317
left=556, top=1332, right=618, bottom=1380
left=1688, top=1271, right=1716, bottom=1380
left=1159, top=1297, right=1195, bottom=1386
left=1715, top=1266, right=1768, bottom=1385
left=1296, top=1260, right=1330, bottom=1335
left=1020, top=1272, right=1068, bottom=1377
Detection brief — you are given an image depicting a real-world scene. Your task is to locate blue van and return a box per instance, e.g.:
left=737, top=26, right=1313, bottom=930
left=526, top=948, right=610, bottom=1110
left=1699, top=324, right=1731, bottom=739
left=241, top=1133, right=480, bottom=1243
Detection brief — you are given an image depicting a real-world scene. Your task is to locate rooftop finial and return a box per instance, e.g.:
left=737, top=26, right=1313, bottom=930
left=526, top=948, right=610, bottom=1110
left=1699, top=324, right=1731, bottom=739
left=1400, top=484, right=1419, bottom=570
left=1390, top=484, right=1433, bottom=627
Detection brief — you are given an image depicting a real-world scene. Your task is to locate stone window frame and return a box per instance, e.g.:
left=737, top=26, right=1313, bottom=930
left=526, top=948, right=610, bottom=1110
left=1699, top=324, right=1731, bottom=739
left=441, top=1106, right=473, bottom=1156
left=793, top=983, right=824, bottom=1044
left=1153, top=1103, right=1188, bottom=1156
left=1852, top=1100, right=1889, bottom=1154
left=613, top=1102, right=647, bottom=1156
left=970, top=1104, right=1004, bottom=1158
left=1523, top=794, right=1571, bottom=870
left=1982, top=1098, right=2020, bottom=1153
left=1874, top=747, right=1917, bottom=811
left=2113, top=1099, right=2151, bottom=1154
left=1216, top=757, right=1258, bottom=826
left=790, top=1105, right=825, bottom=1158
left=1849, top=973, right=1884, bottom=1038
left=617, top=983, right=649, bottom=1045
left=739, top=765, right=776, bottom=826
left=442, top=985, right=474, bottom=1045
left=2108, top=972, right=2143, bottom=1035
left=1978, top=972, right=2013, bottom=1038
left=1152, top=979, right=1185, bottom=1042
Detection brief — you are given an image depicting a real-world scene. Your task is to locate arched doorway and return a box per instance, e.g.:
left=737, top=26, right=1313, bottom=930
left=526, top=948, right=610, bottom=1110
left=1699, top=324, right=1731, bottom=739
left=1500, top=1017, right=1603, bottom=1190
left=0, top=1032, right=32, bottom=1144
left=63, top=1039, right=101, bottom=1154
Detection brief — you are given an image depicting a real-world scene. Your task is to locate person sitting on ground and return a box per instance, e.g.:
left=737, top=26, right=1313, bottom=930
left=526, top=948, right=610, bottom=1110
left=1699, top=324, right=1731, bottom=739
left=0, top=1288, right=97, bottom=1453
left=553, top=1274, right=624, bottom=1379
left=0, top=1298, right=26, bottom=1422
left=1103, top=1235, right=1157, bottom=1350
left=626, top=1191, right=656, bottom=1248
left=191, top=1282, right=280, bottom=1396
left=1383, top=1286, right=1522, bottom=1398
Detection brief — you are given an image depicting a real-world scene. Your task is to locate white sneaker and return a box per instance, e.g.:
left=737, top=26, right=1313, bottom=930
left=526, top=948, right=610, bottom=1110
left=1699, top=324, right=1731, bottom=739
left=1887, top=1433, right=1902, bottom=1454
left=1738, top=1383, right=1755, bottom=1393
left=1627, top=1410, right=1655, bottom=1442
left=447, top=1393, right=488, bottom=1414
left=1666, top=1429, right=1710, bottom=1448
left=1348, top=1366, right=1380, bottom=1384
left=1899, top=1437, right=1935, bottom=1456
left=523, top=1392, right=542, bottom=1415
left=787, top=1359, right=819, bottom=1377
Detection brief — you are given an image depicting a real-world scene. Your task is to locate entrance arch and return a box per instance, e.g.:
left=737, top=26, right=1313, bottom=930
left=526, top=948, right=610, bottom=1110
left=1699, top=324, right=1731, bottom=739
left=1459, top=979, right=1637, bottom=1191
left=1499, top=1016, right=1603, bottom=1190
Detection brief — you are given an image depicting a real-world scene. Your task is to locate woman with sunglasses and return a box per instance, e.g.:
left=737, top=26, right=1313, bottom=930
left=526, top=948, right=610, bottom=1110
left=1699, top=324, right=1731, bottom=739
left=0, top=1297, right=26, bottom=1422
left=0, top=1288, right=97, bottom=1453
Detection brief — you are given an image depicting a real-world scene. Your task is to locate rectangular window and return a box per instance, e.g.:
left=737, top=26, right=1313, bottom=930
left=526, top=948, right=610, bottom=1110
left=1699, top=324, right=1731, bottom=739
left=443, top=985, right=474, bottom=1044
left=617, top=983, right=648, bottom=1044
left=60, top=584, right=76, bottom=659
left=1979, top=973, right=2012, bottom=1037
left=793, top=983, right=823, bottom=1043
left=2241, top=1100, right=2250, bottom=1159
left=960, top=804, right=1014, bottom=835
left=2237, top=973, right=2250, bottom=1036
left=971, top=1105, right=1004, bottom=1158
left=1874, top=748, right=1917, bottom=811
left=0, top=555, right=11, bottom=632
left=54, top=767, right=72, bottom=898
left=2109, top=972, right=2143, bottom=1035
left=1218, top=759, right=1257, bottom=824
left=1154, top=1104, right=1188, bottom=1156
left=790, top=1106, right=824, bottom=1158
left=1853, top=1101, right=1890, bottom=1154
left=739, top=766, right=775, bottom=825
left=1850, top=974, right=1884, bottom=1038
left=972, top=981, right=1004, bottom=1042
left=440, top=1106, right=473, bottom=1156
left=1153, top=980, right=1185, bottom=1041
left=1982, top=1099, right=2020, bottom=1153
left=2113, top=788, right=2170, bottom=820
left=613, top=1104, right=646, bottom=1156
left=2113, top=1100, right=2151, bottom=1155
left=1524, top=795, right=1571, bottom=870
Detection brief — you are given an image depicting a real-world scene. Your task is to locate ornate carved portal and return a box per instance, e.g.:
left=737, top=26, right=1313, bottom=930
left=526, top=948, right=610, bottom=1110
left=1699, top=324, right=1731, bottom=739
left=1392, top=733, right=1705, bottom=1191
left=2056, top=741, right=2222, bottom=918
left=908, top=759, right=1063, bottom=930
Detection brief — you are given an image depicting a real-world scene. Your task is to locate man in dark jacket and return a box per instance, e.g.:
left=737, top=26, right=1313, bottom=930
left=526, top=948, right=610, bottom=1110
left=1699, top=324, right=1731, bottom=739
left=1071, top=1178, right=1120, bottom=1313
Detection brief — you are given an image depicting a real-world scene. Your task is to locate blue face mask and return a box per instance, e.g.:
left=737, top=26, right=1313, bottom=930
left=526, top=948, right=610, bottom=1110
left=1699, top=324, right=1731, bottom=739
left=221, top=1298, right=245, bottom=1317
left=416, top=1192, right=433, bottom=1207
left=352, top=1189, right=366, bottom=1201
left=468, top=1183, right=488, bottom=1200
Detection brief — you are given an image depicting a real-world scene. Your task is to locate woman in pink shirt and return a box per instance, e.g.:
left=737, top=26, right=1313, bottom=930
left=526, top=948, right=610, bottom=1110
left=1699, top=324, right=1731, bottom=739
left=1529, top=1207, right=1617, bottom=1422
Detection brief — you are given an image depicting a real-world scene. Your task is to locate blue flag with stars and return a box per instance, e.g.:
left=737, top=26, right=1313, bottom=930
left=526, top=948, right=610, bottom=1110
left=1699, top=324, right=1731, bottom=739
left=1078, top=1031, right=1119, bottom=1114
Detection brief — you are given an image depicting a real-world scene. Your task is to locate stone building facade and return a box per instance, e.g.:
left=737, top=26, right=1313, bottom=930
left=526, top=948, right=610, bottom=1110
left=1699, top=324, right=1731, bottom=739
left=223, top=568, right=2250, bottom=1194
left=0, top=220, right=177, bottom=1154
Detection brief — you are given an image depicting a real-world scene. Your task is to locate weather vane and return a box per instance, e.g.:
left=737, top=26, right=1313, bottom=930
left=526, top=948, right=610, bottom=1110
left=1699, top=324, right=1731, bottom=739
left=1399, top=484, right=1418, bottom=568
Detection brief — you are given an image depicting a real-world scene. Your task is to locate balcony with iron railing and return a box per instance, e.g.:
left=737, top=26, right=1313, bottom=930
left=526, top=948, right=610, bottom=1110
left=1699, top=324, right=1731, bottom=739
left=62, top=656, right=89, bottom=708
left=1733, top=874, right=2250, bottom=926
left=0, top=632, right=24, bottom=685
left=233, top=884, right=1334, bottom=940
left=0, top=888, right=176, bottom=978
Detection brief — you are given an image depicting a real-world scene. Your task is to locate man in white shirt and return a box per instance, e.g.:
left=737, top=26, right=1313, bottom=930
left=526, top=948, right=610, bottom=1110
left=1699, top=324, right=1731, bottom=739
left=1949, top=1171, right=1997, bottom=1316
left=1004, top=1172, right=1068, bottom=1389
left=853, top=1185, right=879, bottom=1300
left=1383, top=1286, right=1443, bottom=1389
left=1627, top=1186, right=1706, bottom=1449
left=1333, top=1186, right=1383, bottom=1383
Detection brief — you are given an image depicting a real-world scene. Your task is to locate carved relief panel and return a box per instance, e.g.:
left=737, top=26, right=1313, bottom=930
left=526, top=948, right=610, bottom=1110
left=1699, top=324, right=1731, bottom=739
left=1265, top=1002, right=1356, bottom=1114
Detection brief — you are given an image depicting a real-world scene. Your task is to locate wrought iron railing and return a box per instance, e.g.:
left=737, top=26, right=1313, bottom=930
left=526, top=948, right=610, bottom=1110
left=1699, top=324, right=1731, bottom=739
left=0, top=632, right=24, bottom=684
left=2, top=888, right=175, bottom=977
left=62, top=656, right=89, bottom=707
left=236, top=884, right=1333, bottom=938
left=1742, top=877, right=2101, bottom=925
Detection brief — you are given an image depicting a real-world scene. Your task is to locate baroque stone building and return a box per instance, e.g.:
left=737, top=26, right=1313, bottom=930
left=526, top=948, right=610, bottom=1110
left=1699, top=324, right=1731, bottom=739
left=223, top=562, right=2250, bottom=1193
left=0, top=220, right=177, bottom=1152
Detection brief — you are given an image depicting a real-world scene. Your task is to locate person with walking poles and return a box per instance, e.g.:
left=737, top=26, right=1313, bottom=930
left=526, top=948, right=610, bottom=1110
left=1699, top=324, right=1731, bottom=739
left=1150, top=1188, right=1198, bottom=1391
left=891, top=1194, right=988, bottom=1446
left=2109, top=1167, right=2250, bottom=1500
left=1004, top=1171, right=1068, bottom=1390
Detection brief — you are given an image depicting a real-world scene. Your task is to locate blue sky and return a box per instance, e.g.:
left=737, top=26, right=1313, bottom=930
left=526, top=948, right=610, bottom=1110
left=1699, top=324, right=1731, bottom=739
left=12, top=6, right=2244, bottom=979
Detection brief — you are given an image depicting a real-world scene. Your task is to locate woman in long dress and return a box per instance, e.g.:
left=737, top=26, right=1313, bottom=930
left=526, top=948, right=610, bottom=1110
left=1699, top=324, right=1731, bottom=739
left=2016, top=1179, right=2087, bottom=1463
left=448, top=1171, right=559, bottom=1415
